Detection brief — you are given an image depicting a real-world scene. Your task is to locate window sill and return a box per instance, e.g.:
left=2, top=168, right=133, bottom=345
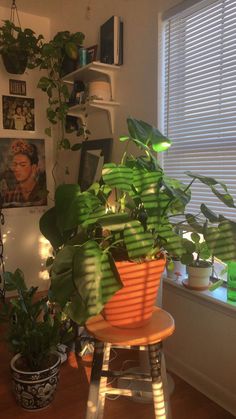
left=163, top=276, right=236, bottom=318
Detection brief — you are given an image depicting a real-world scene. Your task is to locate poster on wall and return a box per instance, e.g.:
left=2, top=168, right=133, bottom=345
left=2, top=95, right=35, bottom=131
left=0, top=138, right=47, bottom=208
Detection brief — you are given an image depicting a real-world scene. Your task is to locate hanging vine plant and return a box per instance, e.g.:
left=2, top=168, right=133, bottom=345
left=0, top=0, right=43, bottom=75
left=37, top=30, right=89, bottom=150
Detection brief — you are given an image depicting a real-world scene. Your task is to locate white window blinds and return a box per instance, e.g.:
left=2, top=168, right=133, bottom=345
left=163, top=0, right=236, bottom=218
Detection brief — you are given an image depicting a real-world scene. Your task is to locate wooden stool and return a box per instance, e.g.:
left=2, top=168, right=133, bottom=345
left=85, top=307, right=175, bottom=419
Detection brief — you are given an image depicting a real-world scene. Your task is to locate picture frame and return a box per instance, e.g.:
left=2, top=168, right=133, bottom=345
left=86, top=45, right=98, bottom=63
left=0, top=138, right=47, bottom=208
left=2, top=95, right=35, bottom=131
left=78, top=138, right=113, bottom=191
left=9, top=79, right=26, bottom=96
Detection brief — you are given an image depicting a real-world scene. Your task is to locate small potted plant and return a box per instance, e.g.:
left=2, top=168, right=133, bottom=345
left=0, top=20, right=43, bottom=74
left=39, top=117, right=192, bottom=328
left=180, top=232, right=212, bottom=289
left=2, top=268, right=70, bottom=411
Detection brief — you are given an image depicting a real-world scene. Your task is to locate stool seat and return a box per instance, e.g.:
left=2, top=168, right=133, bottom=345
left=86, top=307, right=175, bottom=346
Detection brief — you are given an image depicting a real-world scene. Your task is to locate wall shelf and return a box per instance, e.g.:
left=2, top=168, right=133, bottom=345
left=63, top=62, right=120, bottom=132
left=63, top=61, right=120, bottom=100
left=67, top=99, right=120, bottom=133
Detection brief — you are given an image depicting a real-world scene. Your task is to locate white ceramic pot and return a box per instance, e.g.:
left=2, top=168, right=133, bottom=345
left=187, top=264, right=212, bottom=288
left=89, top=80, right=111, bottom=101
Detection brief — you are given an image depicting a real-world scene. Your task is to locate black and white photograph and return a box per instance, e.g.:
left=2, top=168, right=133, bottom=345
left=0, top=138, right=47, bottom=208
left=2, top=95, right=35, bottom=131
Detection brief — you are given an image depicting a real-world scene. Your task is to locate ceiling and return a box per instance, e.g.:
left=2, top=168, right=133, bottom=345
left=0, top=0, right=59, bottom=18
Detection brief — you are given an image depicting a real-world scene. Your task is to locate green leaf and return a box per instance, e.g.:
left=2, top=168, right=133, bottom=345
left=55, top=184, right=81, bottom=232
left=200, top=204, right=220, bottom=223
left=71, top=143, right=82, bottom=151
left=127, top=117, right=171, bottom=152
left=39, top=207, right=65, bottom=249
left=45, top=127, right=51, bottom=137
left=191, top=232, right=201, bottom=243
left=61, top=138, right=71, bottom=149
left=4, top=269, right=27, bottom=292
left=186, top=172, right=235, bottom=208
left=124, top=220, right=153, bottom=259
left=205, top=220, right=236, bottom=262
left=102, top=163, right=133, bottom=191
left=50, top=246, right=76, bottom=307
left=186, top=214, right=203, bottom=234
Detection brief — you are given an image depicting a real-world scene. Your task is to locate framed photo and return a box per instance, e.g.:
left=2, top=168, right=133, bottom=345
left=86, top=45, right=98, bottom=63
left=78, top=138, right=113, bottom=191
left=2, top=95, right=35, bottom=131
left=0, top=138, right=47, bottom=208
left=9, top=79, right=26, bottom=96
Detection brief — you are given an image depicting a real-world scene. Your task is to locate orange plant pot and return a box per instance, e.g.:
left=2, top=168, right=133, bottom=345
left=103, top=258, right=166, bottom=328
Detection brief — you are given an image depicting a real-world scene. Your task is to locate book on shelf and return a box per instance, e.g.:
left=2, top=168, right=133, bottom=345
left=100, top=15, right=123, bottom=66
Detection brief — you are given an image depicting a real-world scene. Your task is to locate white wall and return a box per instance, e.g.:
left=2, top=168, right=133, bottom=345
left=162, top=281, right=236, bottom=416
left=0, top=7, right=52, bottom=290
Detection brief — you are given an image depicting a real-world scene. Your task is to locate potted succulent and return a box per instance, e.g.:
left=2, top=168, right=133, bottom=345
left=39, top=117, right=192, bottom=328
left=37, top=30, right=86, bottom=150
left=0, top=20, right=43, bottom=74
left=2, top=268, right=71, bottom=411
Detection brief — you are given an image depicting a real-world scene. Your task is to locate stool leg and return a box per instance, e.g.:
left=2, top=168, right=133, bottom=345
left=86, top=340, right=105, bottom=419
left=97, top=343, right=111, bottom=419
left=148, top=343, right=167, bottom=419
left=161, top=351, right=172, bottom=419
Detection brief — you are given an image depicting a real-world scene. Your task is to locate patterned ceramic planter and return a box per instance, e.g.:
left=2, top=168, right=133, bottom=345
left=10, top=352, right=60, bottom=411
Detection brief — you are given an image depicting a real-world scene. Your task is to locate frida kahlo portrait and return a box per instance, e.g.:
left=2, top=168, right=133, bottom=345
left=0, top=138, right=47, bottom=208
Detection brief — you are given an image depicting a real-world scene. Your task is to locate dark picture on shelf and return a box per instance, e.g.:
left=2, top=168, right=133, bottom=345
left=86, top=45, right=98, bottom=63
left=2, top=95, right=35, bottom=131
left=0, top=138, right=47, bottom=208
left=78, top=138, right=113, bottom=191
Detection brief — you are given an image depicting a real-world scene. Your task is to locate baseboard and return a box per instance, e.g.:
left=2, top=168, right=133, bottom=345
left=165, top=352, right=236, bottom=417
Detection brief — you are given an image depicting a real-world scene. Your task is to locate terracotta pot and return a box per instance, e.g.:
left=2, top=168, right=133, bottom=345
left=103, top=258, right=166, bottom=328
left=10, top=352, right=60, bottom=411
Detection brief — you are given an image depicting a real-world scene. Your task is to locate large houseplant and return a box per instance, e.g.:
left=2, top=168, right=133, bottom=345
left=37, top=30, right=86, bottom=150
left=2, top=268, right=71, bottom=410
left=39, top=117, right=192, bottom=327
left=0, top=20, right=43, bottom=74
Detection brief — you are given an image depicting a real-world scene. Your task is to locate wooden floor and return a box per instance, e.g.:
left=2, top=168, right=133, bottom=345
left=0, top=335, right=234, bottom=419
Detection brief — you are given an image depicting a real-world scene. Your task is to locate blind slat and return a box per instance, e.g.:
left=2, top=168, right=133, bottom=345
left=164, top=0, right=236, bottom=219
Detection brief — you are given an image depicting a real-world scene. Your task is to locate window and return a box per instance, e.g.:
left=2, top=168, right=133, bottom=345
left=163, top=0, right=236, bottom=219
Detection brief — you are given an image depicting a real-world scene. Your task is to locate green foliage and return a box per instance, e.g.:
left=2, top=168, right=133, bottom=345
left=2, top=269, right=71, bottom=371
left=39, top=117, right=191, bottom=324
left=37, top=30, right=85, bottom=149
left=185, top=172, right=236, bottom=262
left=181, top=233, right=211, bottom=267
left=0, top=20, right=44, bottom=69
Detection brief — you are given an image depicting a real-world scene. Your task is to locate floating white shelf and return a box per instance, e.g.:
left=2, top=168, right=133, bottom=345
left=67, top=99, right=120, bottom=133
left=63, top=62, right=120, bottom=133
left=62, top=61, right=119, bottom=99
